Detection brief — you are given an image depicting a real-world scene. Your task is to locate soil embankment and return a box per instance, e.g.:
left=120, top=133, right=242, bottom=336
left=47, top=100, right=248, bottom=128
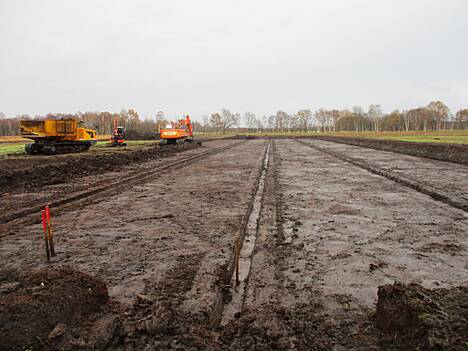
left=312, top=135, right=468, bottom=165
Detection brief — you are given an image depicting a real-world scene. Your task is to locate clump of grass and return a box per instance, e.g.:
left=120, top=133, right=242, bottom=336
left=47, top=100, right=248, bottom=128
left=0, top=143, right=27, bottom=155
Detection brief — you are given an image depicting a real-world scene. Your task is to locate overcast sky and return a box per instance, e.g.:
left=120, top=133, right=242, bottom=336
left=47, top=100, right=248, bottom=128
left=1, top=0, right=467, bottom=121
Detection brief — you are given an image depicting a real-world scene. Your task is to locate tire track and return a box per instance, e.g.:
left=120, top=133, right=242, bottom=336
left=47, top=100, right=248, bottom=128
left=295, top=139, right=468, bottom=212
left=0, top=140, right=248, bottom=227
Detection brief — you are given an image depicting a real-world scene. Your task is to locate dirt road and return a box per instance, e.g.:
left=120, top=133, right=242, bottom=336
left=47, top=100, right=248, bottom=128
left=1, top=138, right=467, bottom=350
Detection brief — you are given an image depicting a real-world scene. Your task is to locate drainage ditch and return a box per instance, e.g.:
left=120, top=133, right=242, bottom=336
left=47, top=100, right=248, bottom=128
left=220, top=142, right=271, bottom=325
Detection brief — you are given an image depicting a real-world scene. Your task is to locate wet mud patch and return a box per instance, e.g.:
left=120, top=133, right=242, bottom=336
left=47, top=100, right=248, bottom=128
left=375, top=282, right=468, bottom=351
left=0, top=267, right=110, bottom=351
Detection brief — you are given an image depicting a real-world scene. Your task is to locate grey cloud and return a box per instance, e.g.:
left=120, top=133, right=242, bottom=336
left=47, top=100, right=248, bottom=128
left=0, top=0, right=467, bottom=120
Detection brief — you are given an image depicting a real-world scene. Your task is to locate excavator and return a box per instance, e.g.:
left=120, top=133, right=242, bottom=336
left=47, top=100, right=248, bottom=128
left=106, top=118, right=127, bottom=147
left=20, top=118, right=97, bottom=154
left=159, top=115, right=194, bottom=145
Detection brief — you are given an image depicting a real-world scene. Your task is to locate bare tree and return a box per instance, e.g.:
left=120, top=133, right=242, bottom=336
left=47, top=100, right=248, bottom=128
left=296, top=109, right=312, bottom=132
left=368, top=104, right=383, bottom=132
left=155, top=111, right=166, bottom=132
left=275, top=110, right=289, bottom=132
left=243, top=112, right=257, bottom=132
left=455, top=109, right=468, bottom=129
left=210, top=109, right=235, bottom=133
left=232, top=112, right=241, bottom=134
left=427, top=101, right=450, bottom=131
left=202, top=114, right=210, bottom=132
left=314, top=109, right=333, bottom=132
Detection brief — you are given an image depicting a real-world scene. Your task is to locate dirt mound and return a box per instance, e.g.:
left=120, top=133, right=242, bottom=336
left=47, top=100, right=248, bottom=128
left=375, top=282, right=468, bottom=351
left=0, top=143, right=200, bottom=192
left=124, top=130, right=158, bottom=140
left=314, top=136, right=468, bottom=165
left=221, top=303, right=378, bottom=350
left=0, top=267, right=110, bottom=351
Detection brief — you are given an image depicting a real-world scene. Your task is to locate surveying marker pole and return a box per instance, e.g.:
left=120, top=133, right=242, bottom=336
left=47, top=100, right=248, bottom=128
left=41, top=209, right=50, bottom=263
left=45, top=206, right=56, bottom=257
left=235, top=236, right=240, bottom=286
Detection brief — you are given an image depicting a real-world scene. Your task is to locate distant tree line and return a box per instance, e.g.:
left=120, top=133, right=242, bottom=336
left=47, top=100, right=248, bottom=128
left=206, top=101, right=468, bottom=133
left=0, top=101, right=467, bottom=137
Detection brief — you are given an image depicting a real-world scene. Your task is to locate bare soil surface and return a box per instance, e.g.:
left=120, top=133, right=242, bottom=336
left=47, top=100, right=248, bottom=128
left=313, top=135, right=468, bottom=165
left=375, top=282, right=468, bottom=351
left=0, top=141, right=198, bottom=192
left=0, top=267, right=112, bottom=351
left=1, top=138, right=466, bottom=350
left=222, top=139, right=467, bottom=350
left=0, top=140, right=238, bottom=224
left=1, top=140, right=268, bottom=349
left=300, top=139, right=468, bottom=210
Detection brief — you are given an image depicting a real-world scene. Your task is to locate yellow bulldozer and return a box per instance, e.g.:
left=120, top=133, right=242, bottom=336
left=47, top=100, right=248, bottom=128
left=20, top=118, right=97, bottom=154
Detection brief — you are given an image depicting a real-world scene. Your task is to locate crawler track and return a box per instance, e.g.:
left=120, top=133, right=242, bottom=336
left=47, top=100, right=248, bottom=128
left=0, top=140, right=247, bottom=227
left=295, top=139, right=468, bottom=212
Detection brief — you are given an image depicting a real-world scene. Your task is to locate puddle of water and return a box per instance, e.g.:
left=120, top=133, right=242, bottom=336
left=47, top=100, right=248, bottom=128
left=220, top=143, right=271, bottom=325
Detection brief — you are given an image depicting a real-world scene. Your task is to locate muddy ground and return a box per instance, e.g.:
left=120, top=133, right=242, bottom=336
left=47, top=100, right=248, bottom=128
left=0, top=138, right=467, bottom=350
left=299, top=139, right=468, bottom=211
left=313, top=135, right=468, bottom=165
left=0, top=139, right=239, bottom=223
left=0, top=141, right=199, bottom=192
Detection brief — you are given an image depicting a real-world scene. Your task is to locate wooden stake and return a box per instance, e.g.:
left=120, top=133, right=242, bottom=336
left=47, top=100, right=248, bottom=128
left=45, top=206, right=56, bottom=257
left=235, top=236, right=240, bottom=286
left=41, top=209, right=50, bottom=263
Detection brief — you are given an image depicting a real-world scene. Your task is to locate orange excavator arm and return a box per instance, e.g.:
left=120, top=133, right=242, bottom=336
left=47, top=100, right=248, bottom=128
left=181, top=115, right=193, bottom=137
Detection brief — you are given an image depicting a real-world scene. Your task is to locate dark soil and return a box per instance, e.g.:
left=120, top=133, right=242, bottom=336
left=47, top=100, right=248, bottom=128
left=313, top=136, right=468, bottom=165
left=375, top=282, right=468, bottom=351
left=1, top=139, right=466, bottom=351
left=114, top=253, right=220, bottom=350
left=221, top=303, right=378, bottom=350
left=0, top=143, right=200, bottom=192
left=0, top=267, right=110, bottom=351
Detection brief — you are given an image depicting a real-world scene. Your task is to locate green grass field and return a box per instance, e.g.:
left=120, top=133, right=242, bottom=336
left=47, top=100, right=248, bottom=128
left=234, top=130, right=468, bottom=144
left=318, top=130, right=468, bottom=144
left=0, top=143, right=27, bottom=155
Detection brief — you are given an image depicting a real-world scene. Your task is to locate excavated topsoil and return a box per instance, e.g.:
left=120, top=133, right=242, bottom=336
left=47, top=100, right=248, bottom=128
left=0, top=268, right=110, bottom=351
left=312, top=136, right=468, bottom=165
left=375, top=282, right=468, bottom=351
left=0, top=139, right=467, bottom=350
left=0, top=143, right=201, bottom=192
left=0, top=141, right=239, bottom=221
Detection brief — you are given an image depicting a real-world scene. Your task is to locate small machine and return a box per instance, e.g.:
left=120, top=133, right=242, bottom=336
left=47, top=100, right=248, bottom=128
left=107, top=118, right=127, bottom=147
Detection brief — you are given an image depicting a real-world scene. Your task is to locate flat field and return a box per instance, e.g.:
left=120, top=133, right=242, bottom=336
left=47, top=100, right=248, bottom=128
left=234, top=130, right=468, bottom=144
left=0, top=137, right=467, bottom=350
